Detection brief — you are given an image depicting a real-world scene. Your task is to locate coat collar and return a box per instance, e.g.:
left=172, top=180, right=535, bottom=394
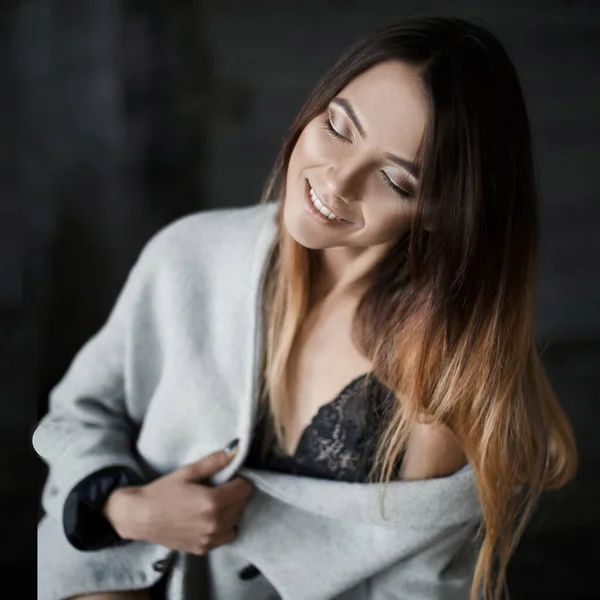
left=239, top=462, right=480, bottom=528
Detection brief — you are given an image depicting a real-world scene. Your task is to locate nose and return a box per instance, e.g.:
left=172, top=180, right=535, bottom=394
left=323, top=155, right=366, bottom=202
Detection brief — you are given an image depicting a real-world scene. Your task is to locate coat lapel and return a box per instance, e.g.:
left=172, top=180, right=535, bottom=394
left=209, top=200, right=279, bottom=488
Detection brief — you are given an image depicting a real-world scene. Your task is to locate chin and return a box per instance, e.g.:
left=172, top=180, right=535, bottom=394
left=282, top=191, right=326, bottom=250
left=283, top=206, right=320, bottom=249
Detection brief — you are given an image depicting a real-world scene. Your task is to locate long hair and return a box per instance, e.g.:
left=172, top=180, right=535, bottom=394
left=255, top=15, right=577, bottom=600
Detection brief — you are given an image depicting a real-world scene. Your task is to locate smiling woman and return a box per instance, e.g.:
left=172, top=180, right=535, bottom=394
left=34, top=14, right=577, bottom=600
left=285, top=61, right=428, bottom=250
left=259, top=14, right=578, bottom=600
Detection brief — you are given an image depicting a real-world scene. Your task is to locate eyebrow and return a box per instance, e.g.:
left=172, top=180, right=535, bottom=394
left=329, top=96, right=420, bottom=178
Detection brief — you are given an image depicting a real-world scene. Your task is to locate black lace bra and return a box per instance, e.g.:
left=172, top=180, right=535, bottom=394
left=243, top=373, right=404, bottom=483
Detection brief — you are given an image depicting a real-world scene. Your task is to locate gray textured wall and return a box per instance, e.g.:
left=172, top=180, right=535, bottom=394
left=6, top=1, right=599, bottom=597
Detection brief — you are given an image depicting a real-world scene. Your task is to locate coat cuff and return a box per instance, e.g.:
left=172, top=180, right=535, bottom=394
left=62, top=465, right=145, bottom=551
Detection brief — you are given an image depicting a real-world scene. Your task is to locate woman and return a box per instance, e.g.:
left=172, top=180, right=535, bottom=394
left=34, top=15, right=578, bottom=600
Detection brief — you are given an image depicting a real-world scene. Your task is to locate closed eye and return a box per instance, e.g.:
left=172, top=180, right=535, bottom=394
left=380, top=171, right=414, bottom=199
left=321, top=116, right=351, bottom=144
left=321, top=114, right=414, bottom=200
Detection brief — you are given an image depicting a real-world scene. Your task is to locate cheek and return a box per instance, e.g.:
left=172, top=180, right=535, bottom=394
left=289, top=121, right=334, bottom=172
left=366, top=203, right=415, bottom=239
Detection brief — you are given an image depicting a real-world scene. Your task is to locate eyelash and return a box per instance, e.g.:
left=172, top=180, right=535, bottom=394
left=321, top=117, right=348, bottom=143
left=380, top=172, right=413, bottom=199
left=320, top=116, right=414, bottom=200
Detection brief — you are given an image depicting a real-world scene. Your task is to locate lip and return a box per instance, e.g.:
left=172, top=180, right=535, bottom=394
left=304, top=180, right=355, bottom=226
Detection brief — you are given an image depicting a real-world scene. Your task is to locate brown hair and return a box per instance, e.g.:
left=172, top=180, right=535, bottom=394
left=255, top=15, right=577, bottom=600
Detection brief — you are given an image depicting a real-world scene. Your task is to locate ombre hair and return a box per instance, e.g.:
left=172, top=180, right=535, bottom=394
left=254, top=15, right=577, bottom=600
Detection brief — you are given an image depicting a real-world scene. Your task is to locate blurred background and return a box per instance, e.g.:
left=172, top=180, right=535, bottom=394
left=5, top=0, right=599, bottom=597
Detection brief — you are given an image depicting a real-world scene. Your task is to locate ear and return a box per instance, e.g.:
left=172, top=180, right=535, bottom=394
left=419, top=206, right=439, bottom=233
left=422, top=217, right=439, bottom=232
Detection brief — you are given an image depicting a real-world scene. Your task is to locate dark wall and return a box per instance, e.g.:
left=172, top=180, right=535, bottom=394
left=6, top=1, right=600, bottom=597
left=202, top=0, right=600, bottom=341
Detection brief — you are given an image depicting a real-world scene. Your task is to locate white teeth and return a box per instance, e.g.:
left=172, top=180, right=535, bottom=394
left=309, top=187, right=340, bottom=220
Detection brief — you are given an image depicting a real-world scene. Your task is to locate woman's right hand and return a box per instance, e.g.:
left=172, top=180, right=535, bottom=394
left=102, top=443, right=254, bottom=555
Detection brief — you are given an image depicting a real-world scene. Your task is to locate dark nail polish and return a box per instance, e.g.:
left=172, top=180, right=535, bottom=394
left=238, top=563, right=261, bottom=580
left=225, top=438, right=240, bottom=454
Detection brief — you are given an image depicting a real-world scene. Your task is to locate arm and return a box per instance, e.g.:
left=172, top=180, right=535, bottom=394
left=399, top=421, right=467, bottom=481
left=33, top=236, right=158, bottom=525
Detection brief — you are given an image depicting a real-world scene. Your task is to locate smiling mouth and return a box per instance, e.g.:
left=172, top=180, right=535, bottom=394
left=306, top=180, right=353, bottom=223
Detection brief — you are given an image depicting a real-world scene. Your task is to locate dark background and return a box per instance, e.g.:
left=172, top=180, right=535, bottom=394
left=4, top=1, right=599, bottom=598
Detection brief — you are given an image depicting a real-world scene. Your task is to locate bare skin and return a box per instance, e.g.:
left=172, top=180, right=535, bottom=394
left=282, top=60, right=467, bottom=479
left=280, top=292, right=372, bottom=457
left=282, top=289, right=467, bottom=480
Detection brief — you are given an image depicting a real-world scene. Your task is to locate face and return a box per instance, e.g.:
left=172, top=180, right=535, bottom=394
left=283, top=60, right=428, bottom=250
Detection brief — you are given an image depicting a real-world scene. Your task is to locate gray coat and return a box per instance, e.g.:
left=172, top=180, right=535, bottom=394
left=34, top=200, right=482, bottom=600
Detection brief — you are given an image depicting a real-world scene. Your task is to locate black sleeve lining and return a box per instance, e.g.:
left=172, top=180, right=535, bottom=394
left=62, top=465, right=145, bottom=551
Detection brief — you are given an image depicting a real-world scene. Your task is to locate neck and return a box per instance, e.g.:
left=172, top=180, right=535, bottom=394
left=310, top=241, right=395, bottom=306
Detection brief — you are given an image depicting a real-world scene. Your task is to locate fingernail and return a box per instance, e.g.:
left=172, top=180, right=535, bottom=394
left=224, top=438, right=240, bottom=454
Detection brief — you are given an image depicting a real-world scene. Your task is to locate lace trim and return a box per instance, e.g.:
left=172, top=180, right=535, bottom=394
left=263, top=373, right=397, bottom=481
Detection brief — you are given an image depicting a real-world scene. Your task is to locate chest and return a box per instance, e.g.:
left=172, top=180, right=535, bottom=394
left=280, top=297, right=372, bottom=456
left=276, top=298, right=467, bottom=481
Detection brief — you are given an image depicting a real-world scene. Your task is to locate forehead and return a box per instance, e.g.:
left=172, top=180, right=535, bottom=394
left=336, top=60, right=428, bottom=159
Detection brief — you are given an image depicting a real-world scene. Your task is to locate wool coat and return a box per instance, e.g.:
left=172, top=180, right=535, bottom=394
left=34, top=200, right=482, bottom=600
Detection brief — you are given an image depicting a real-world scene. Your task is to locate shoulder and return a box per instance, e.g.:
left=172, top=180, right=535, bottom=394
left=144, top=201, right=277, bottom=258
left=134, top=201, right=279, bottom=276
left=100, top=201, right=278, bottom=334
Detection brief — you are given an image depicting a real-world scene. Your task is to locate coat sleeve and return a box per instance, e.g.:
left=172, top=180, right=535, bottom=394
left=63, top=465, right=145, bottom=551
left=32, top=234, right=159, bottom=522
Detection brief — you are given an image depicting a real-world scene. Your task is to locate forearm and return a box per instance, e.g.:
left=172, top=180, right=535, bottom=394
left=62, top=466, right=146, bottom=551
left=102, top=485, right=145, bottom=541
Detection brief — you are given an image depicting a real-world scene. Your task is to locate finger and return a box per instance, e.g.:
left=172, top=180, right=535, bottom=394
left=205, top=526, right=238, bottom=552
left=218, top=504, right=246, bottom=530
left=178, top=449, right=237, bottom=482
left=212, top=476, right=254, bottom=505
